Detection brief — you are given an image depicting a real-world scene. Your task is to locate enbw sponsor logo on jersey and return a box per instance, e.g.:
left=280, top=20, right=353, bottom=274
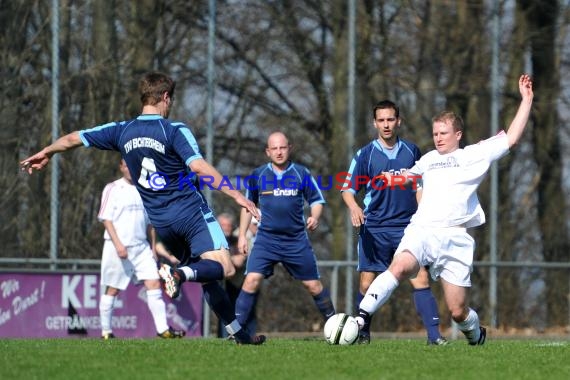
left=272, top=188, right=299, bottom=196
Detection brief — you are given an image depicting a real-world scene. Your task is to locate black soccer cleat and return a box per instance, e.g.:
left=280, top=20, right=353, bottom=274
left=233, top=328, right=267, bottom=345
left=468, top=326, right=486, bottom=346
left=357, top=332, right=371, bottom=345
left=157, top=326, right=186, bottom=339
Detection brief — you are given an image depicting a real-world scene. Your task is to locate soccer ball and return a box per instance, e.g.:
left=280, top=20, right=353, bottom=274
left=323, top=313, right=359, bottom=345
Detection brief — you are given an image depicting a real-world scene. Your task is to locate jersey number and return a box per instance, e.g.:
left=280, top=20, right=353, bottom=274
left=138, top=157, right=158, bottom=189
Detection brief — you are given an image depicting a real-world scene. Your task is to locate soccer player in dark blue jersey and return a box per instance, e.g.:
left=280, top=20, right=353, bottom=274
left=341, top=100, right=446, bottom=345
left=20, top=71, right=265, bottom=344
left=234, top=132, right=336, bottom=329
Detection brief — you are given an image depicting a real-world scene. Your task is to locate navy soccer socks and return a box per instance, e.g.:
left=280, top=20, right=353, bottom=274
left=413, top=287, right=441, bottom=342
left=235, top=290, right=258, bottom=327
left=313, top=288, right=336, bottom=320
left=202, top=281, right=236, bottom=325
left=180, top=259, right=224, bottom=283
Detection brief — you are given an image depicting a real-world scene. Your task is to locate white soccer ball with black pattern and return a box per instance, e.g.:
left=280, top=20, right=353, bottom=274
left=323, top=313, right=359, bottom=345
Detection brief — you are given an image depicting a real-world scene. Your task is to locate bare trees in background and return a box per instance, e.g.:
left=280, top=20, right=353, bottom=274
left=2, top=0, right=568, bottom=331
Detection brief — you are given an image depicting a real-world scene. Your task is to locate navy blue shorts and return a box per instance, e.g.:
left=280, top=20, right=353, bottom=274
left=357, top=225, right=404, bottom=273
left=155, top=204, right=228, bottom=266
left=246, top=231, right=321, bottom=281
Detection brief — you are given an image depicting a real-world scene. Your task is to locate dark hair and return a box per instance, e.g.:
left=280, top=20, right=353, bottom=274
left=432, top=111, right=464, bottom=132
left=372, top=100, right=399, bottom=119
left=139, top=72, right=176, bottom=106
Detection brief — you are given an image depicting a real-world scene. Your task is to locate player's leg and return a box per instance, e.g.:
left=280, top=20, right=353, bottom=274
left=283, top=236, right=336, bottom=322
left=142, top=279, right=184, bottom=338
left=235, top=233, right=275, bottom=329
left=355, top=271, right=376, bottom=343
left=409, top=268, right=446, bottom=345
left=357, top=250, right=419, bottom=326
left=199, top=240, right=266, bottom=344
left=355, top=227, right=392, bottom=343
left=162, top=249, right=233, bottom=288
left=133, top=245, right=185, bottom=338
left=301, top=279, right=336, bottom=321
left=235, top=272, right=263, bottom=328
left=441, top=280, right=485, bottom=345
left=156, top=219, right=264, bottom=344
left=439, top=228, right=484, bottom=345
left=99, top=241, right=130, bottom=339
left=156, top=219, right=233, bottom=298
left=99, top=286, right=119, bottom=339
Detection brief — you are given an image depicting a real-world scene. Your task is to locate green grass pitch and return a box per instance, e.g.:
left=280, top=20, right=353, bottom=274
left=1, top=337, right=569, bottom=379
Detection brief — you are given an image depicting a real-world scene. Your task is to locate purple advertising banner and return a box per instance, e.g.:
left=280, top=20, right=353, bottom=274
left=0, top=273, right=202, bottom=338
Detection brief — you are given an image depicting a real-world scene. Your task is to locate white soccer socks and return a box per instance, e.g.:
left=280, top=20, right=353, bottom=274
left=146, top=288, right=169, bottom=334
left=457, top=308, right=481, bottom=344
left=357, top=270, right=399, bottom=321
left=99, top=294, right=116, bottom=335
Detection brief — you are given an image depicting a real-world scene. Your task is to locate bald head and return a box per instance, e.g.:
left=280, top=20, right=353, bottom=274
left=266, top=132, right=291, bottom=170
left=267, top=132, right=288, bottom=147
left=217, top=212, right=234, bottom=238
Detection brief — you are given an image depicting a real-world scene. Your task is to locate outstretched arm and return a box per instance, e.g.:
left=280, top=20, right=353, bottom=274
left=506, top=74, right=534, bottom=148
left=189, top=158, right=260, bottom=220
left=20, top=131, right=83, bottom=174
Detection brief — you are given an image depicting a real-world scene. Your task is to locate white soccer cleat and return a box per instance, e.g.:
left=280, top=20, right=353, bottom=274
left=158, top=263, right=181, bottom=299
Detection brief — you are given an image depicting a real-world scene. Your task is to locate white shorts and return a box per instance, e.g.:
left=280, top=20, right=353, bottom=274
left=395, top=224, right=475, bottom=287
left=100, top=241, right=159, bottom=290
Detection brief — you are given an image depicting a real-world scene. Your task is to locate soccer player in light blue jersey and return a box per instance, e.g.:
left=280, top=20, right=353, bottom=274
left=20, top=71, right=265, bottom=344
left=234, top=132, right=336, bottom=329
left=341, top=100, right=446, bottom=345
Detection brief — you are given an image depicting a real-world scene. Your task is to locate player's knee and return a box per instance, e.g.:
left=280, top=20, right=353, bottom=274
left=359, top=272, right=375, bottom=293
left=359, top=284, right=370, bottom=294
left=223, top=264, right=236, bottom=278
left=144, top=279, right=162, bottom=290
left=390, top=251, right=420, bottom=280
left=105, top=286, right=120, bottom=296
left=242, top=275, right=262, bottom=292
left=449, top=306, right=468, bottom=322
left=359, top=280, right=373, bottom=293
left=303, top=280, right=323, bottom=296
left=409, top=277, right=429, bottom=289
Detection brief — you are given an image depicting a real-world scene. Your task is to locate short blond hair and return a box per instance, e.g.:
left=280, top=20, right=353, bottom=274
left=432, top=111, right=464, bottom=132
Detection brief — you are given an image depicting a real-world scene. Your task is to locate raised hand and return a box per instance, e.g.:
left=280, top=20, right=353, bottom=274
left=519, top=74, right=533, bottom=99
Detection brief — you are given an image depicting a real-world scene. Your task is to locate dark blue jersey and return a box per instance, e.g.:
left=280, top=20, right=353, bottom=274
left=245, top=162, right=325, bottom=235
left=79, top=114, right=206, bottom=227
left=343, top=138, right=421, bottom=228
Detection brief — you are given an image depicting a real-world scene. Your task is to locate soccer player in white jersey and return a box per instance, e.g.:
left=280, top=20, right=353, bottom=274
left=98, top=159, right=184, bottom=339
left=355, top=74, right=534, bottom=345
left=342, top=100, right=445, bottom=345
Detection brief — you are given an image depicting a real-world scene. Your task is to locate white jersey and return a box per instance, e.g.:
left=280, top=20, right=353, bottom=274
left=98, top=177, right=150, bottom=246
left=409, top=131, right=509, bottom=228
